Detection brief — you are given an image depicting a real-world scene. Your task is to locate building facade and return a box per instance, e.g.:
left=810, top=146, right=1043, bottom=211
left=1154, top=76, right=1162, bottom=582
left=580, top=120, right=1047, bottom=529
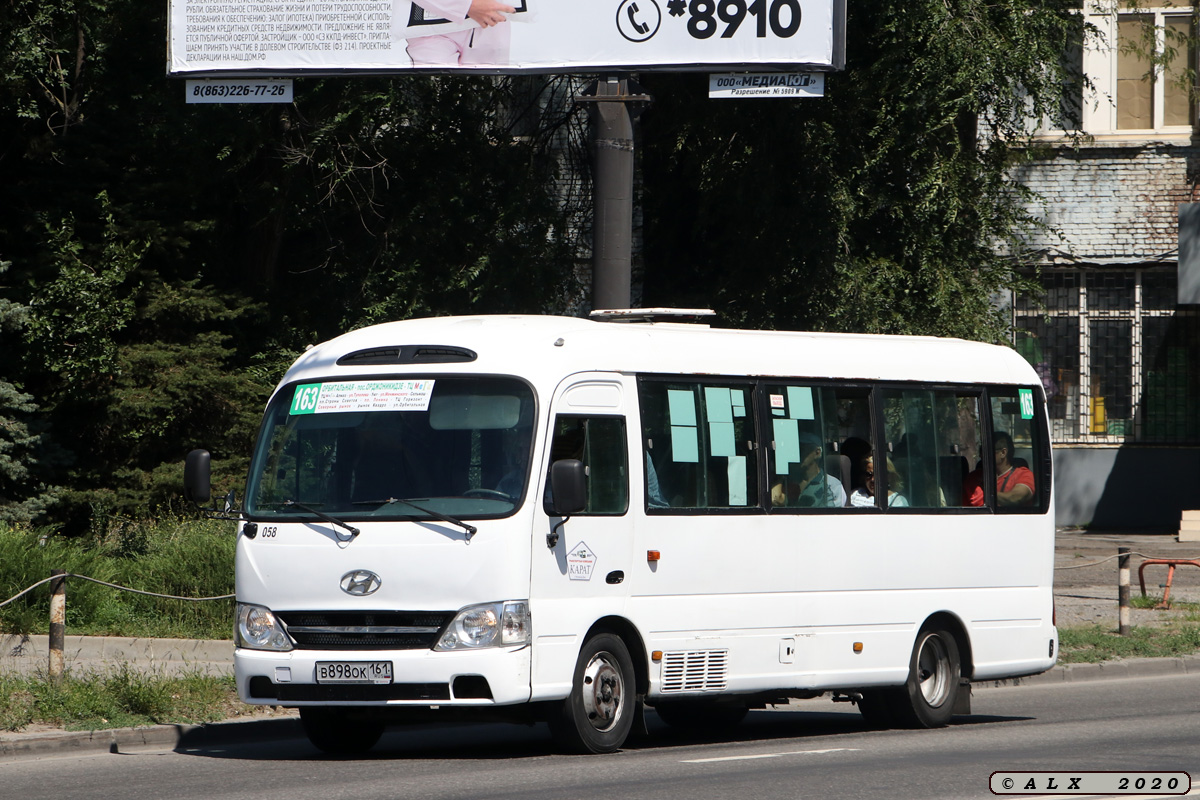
left=1012, top=4, right=1200, bottom=528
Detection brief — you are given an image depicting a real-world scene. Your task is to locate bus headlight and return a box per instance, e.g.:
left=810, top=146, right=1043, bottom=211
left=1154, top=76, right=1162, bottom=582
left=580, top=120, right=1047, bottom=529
left=435, top=601, right=530, bottom=651
left=236, top=603, right=293, bottom=651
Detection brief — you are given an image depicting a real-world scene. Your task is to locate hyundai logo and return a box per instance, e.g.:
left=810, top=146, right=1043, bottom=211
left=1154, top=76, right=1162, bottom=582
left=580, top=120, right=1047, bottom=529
left=340, top=570, right=382, bottom=596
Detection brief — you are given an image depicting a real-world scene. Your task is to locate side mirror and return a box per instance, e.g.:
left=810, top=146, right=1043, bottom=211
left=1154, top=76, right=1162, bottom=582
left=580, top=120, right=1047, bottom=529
left=549, top=459, right=587, bottom=516
left=184, top=449, right=212, bottom=504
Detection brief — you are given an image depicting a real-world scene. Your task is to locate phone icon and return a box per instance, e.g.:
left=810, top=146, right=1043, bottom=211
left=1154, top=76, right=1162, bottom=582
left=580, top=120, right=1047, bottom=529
left=627, top=2, right=650, bottom=34
left=617, top=0, right=658, bottom=41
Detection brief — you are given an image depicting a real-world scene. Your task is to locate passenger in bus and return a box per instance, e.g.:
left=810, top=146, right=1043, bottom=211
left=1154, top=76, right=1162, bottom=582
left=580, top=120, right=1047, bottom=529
left=645, top=454, right=669, bottom=508
left=890, top=435, right=947, bottom=507
left=771, top=433, right=847, bottom=508
left=841, top=436, right=872, bottom=492
left=963, top=431, right=1035, bottom=507
left=848, top=455, right=908, bottom=508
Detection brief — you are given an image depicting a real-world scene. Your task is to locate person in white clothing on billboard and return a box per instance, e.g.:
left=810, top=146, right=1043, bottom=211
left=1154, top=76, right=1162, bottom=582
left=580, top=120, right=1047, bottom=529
left=406, top=0, right=516, bottom=67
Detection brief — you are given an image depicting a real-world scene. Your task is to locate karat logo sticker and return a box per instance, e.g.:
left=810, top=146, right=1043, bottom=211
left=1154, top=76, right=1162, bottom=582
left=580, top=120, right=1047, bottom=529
left=567, top=542, right=597, bottom=581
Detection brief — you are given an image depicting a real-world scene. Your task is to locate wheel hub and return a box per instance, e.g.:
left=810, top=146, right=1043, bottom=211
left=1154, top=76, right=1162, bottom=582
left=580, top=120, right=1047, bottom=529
left=581, top=652, right=624, bottom=731
left=916, top=633, right=952, bottom=707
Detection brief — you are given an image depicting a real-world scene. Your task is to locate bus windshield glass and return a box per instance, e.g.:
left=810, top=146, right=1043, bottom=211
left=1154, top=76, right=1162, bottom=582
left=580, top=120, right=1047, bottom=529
left=244, top=376, right=535, bottom=521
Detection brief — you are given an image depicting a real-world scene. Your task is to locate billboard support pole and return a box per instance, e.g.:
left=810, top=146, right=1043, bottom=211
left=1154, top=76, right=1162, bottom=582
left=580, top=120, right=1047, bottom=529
left=578, top=76, right=651, bottom=311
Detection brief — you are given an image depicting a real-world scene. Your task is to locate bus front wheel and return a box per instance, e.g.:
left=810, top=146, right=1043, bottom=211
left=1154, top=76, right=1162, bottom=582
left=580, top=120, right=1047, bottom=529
left=549, top=633, right=635, bottom=754
left=893, top=626, right=960, bottom=729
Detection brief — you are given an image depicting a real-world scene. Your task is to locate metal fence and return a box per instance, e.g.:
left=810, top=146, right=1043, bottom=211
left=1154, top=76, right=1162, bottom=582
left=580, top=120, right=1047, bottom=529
left=1015, top=266, right=1200, bottom=445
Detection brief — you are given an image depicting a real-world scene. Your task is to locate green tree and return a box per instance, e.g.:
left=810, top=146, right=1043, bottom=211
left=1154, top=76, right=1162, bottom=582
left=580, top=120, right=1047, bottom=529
left=0, top=3, right=586, bottom=529
left=236, top=76, right=585, bottom=338
left=20, top=202, right=271, bottom=525
left=639, top=0, right=1087, bottom=341
left=0, top=0, right=1095, bottom=529
left=0, top=260, right=61, bottom=525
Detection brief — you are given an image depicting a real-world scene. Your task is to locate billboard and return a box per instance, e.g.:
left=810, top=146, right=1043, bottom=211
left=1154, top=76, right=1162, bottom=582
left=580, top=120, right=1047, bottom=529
left=168, top=0, right=845, bottom=76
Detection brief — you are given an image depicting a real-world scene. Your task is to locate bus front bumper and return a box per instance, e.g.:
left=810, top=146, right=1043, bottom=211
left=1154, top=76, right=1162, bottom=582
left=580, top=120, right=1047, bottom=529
left=235, top=646, right=532, bottom=707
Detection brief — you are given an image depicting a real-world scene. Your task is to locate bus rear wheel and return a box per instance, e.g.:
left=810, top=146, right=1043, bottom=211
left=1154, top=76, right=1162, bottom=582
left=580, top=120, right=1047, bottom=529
left=549, top=633, right=635, bottom=754
left=299, top=707, right=385, bottom=755
left=892, top=626, right=961, bottom=729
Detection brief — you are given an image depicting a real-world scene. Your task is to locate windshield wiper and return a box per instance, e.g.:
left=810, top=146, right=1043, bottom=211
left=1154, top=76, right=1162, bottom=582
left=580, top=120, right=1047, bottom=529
left=353, top=497, right=478, bottom=540
left=282, top=500, right=360, bottom=538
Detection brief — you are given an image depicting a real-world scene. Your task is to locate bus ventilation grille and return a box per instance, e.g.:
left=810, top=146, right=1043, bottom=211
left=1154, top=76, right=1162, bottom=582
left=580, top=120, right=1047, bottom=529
left=276, top=610, right=453, bottom=650
left=336, top=345, right=477, bottom=366
left=660, top=650, right=729, bottom=693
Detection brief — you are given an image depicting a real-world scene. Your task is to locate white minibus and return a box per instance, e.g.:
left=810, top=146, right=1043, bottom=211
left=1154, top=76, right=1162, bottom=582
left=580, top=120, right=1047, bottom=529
left=185, top=311, right=1057, bottom=754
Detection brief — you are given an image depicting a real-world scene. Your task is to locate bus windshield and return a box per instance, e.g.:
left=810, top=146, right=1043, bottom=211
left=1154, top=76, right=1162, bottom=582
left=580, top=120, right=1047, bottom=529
left=244, top=376, right=535, bottom=521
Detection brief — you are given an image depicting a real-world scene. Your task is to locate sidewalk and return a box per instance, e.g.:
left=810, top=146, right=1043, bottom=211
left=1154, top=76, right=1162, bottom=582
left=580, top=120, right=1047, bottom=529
left=3, top=529, right=1199, bottom=760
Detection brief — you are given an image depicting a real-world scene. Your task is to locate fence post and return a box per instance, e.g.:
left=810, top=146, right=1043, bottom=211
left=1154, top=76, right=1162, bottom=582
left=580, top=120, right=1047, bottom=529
left=1118, top=547, right=1131, bottom=636
left=49, top=569, right=65, bottom=682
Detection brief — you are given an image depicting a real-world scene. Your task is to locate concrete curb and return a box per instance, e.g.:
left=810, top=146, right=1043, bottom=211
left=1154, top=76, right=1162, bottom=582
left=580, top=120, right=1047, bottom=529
left=6, top=655, right=1200, bottom=760
left=972, top=653, right=1200, bottom=689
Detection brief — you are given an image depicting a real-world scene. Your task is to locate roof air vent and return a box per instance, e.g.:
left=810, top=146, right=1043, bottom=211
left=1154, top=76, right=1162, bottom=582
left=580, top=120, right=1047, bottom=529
left=336, top=345, right=477, bottom=366
left=589, top=308, right=716, bottom=325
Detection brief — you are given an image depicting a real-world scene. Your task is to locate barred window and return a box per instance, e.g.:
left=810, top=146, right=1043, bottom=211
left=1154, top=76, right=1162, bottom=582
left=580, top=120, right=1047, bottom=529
left=1015, top=267, right=1200, bottom=444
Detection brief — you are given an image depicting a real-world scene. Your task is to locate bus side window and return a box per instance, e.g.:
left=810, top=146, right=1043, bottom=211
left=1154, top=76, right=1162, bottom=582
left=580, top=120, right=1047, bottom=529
left=882, top=388, right=982, bottom=509
left=940, top=393, right=982, bottom=507
left=833, top=389, right=874, bottom=508
left=984, top=388, right=1044, bottom=511
left=765, top=384, right=853, bottom=510
left=544, top=416, right=628, bottom=515
left=638, top=379, right=758, bottom=511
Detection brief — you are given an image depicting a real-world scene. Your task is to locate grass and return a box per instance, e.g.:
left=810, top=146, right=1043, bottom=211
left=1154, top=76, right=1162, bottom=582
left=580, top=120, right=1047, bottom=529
left=1057, top=623, right=1200, bottom=663
left=1057, top=591, right=1200, bottom=663
left=0, top=666, right=252, bottom=732
left=1058, top=593, right=1200, bottom=666
left=0, top=518, right=263, bottom=735
left=1129, top=594, right=1200, bottom=614
left=0, top=518, right=235, bottom=641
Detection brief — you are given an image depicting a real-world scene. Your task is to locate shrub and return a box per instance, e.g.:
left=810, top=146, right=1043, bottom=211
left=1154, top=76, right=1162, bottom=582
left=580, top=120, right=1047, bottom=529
left=0, top=517, right=235, bottom=640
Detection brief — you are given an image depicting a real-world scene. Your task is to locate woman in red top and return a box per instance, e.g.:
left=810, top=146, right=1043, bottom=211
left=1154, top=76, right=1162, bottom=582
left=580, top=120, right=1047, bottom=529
left=963, top=431, right=1035, bottom=507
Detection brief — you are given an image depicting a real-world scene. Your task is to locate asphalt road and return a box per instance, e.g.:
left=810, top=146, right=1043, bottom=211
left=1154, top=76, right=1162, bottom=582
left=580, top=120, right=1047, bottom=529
left=4, top=673, right=1198, bottom=800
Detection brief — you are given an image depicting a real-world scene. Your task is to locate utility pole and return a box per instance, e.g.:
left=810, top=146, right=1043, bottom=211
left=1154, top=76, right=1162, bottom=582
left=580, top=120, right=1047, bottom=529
left=578, top=76, right=652, bottom=311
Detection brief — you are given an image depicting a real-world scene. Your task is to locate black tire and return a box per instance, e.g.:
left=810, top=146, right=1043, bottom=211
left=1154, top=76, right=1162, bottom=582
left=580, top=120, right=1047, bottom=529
left=891, top=626, right=961, bottom=729
left=549, top=632, right=636, bottom=754
left=653, top=700, right=748, bottom=731
left=299, top=707, right=385, bottom=755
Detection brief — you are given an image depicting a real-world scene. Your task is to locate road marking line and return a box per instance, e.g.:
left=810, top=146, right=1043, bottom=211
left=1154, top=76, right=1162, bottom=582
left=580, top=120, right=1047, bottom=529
left=682, top=747, right=860, bottom=764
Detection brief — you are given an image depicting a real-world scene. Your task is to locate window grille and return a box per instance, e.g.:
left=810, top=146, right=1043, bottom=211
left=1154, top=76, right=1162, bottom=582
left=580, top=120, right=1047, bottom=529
left=1015, top=268, right=1200, bottom=444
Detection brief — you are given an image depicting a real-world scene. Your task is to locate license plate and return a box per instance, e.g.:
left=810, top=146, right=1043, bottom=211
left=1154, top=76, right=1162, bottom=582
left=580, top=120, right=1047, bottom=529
left=315, top=661, right=393, bottom=684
